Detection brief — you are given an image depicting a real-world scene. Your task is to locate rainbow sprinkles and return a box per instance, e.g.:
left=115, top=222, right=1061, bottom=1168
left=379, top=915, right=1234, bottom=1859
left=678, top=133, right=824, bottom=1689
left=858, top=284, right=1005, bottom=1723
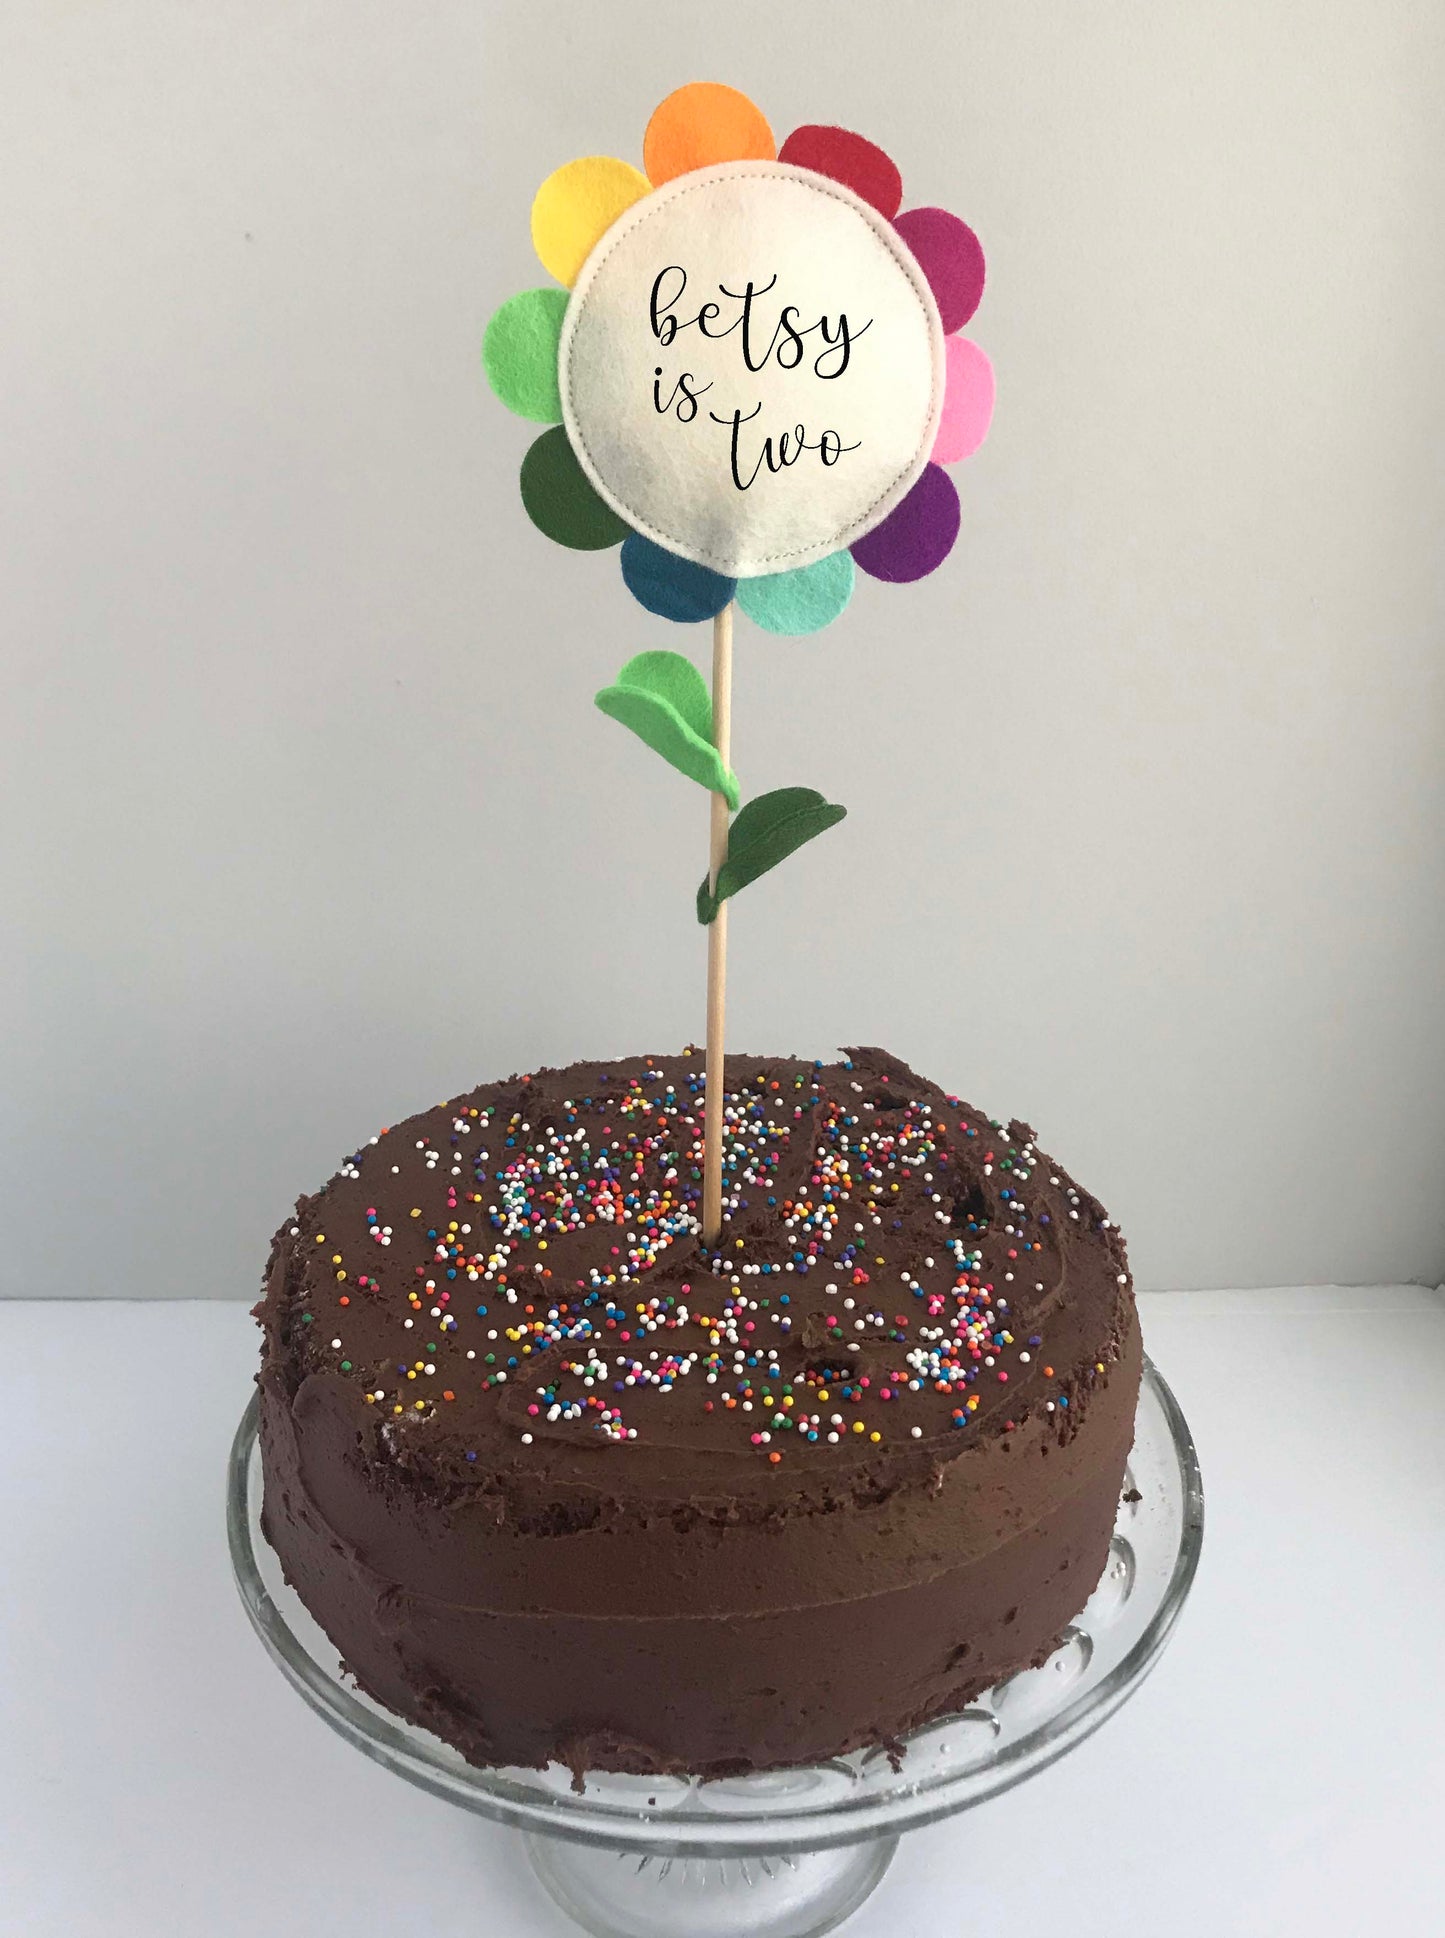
left=289, top=1052, right=1110, bottom=1465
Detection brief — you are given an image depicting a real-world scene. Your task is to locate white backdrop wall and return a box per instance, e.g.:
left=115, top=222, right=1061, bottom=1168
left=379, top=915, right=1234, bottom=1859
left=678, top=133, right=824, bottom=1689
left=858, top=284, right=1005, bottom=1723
left=3, top=0, right=1442, bottom=1297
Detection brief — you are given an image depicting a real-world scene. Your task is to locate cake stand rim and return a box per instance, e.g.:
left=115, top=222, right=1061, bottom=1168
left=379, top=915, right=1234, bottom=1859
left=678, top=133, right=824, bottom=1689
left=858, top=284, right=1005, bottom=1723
left=227, top=1356, right=1204, bottom=1856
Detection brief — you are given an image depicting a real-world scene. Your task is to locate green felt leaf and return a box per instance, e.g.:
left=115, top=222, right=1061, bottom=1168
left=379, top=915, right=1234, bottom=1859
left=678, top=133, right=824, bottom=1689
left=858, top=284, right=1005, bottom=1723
left=595, top=651, right=740, bottom=808
left=696, top=786, right=847, bottom=924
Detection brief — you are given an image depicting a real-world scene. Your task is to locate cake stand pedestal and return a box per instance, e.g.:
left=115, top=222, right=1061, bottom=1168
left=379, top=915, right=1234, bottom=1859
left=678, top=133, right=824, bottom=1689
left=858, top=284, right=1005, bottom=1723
left=228, top=1362, right=1202, bottom=1938
left=521, top=1835, right=898, bottom=1938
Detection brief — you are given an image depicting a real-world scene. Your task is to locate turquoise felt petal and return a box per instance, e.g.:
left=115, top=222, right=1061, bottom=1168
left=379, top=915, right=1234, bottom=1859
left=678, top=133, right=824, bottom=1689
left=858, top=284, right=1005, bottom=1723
left=736, top=552, right=856, bottom=635
left=621, top=534, right=736, bottom=623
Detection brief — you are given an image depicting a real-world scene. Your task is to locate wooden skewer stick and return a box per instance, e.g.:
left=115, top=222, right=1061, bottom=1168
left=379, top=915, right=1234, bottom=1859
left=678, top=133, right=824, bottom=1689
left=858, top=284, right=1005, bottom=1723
left=701, top=601, right=734, bottom=1248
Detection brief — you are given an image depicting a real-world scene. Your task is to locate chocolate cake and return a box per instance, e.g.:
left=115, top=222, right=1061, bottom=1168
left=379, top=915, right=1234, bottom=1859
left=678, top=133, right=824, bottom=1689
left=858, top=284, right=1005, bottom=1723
left=255, top=1046, right=1140, bottom=1779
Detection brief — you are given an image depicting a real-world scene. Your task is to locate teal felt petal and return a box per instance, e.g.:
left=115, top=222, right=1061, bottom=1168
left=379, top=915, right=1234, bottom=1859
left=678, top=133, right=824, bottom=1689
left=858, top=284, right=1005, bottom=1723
left=483, top=289, right=567, bottom=422
left=595, top=651, right=740, bottom=808
left=696, top=786, right=846, bottom=924
left=736, top=552, right=856, bottom=635
left=621, top=534, right=736, bottom=623
left=520, top=427, right=629, bottom=550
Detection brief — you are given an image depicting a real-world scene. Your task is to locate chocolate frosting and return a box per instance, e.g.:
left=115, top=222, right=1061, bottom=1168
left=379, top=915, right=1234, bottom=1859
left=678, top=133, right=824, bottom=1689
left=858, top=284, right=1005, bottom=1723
left=256, top=1047, right=1140, bottom=1776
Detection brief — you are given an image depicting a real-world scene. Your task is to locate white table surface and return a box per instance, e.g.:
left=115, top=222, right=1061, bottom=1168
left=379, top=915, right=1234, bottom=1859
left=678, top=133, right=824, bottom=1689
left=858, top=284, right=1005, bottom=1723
left=3, top=1288, right=1443, bottom=1937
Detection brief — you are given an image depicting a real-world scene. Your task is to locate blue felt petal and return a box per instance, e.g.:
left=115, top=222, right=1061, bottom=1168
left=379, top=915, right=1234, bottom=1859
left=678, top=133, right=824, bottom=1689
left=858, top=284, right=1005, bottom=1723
left=621, top=534, right=737, bottom=624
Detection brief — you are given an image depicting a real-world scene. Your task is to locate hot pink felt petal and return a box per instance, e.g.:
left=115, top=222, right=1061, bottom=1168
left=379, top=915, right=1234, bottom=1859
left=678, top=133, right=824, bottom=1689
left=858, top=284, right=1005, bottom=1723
left=933, top=337, right=995, bottom=465
left=850, top=465, right=960, bottom=583
left=892, top=208, right=985, bottom=333
left=777, top=125, right=903, bottom=218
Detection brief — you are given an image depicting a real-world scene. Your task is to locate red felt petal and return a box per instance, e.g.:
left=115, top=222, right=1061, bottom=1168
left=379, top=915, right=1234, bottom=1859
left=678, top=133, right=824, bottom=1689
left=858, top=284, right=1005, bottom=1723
left=777, top=124, right=903, bottom=219
left=850, top=465, right=960, bottom=583
left=892, top=208, right=986, bottom=333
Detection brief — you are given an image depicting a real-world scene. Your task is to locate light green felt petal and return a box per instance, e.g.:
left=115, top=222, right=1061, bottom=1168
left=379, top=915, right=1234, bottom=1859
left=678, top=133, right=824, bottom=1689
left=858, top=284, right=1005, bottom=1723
left=696, top=786, right=846, bottom=923
left=595, top=651, right=740, bottom=808
left=483, top=288, right=567, bottom=422
left=736, top=551, right=856, bottom=635
left=520, top=427, right=629, bottom=550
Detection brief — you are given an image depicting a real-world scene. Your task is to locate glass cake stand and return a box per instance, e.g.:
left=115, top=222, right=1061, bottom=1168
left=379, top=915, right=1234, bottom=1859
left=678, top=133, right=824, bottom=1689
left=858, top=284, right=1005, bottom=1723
left=227, top=1360, right=1203, bottom=1938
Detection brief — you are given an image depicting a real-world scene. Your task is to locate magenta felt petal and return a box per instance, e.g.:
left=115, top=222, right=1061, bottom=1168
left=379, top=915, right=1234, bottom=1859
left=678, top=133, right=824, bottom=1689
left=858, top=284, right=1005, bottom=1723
left=934, top=337, right=995, bottom=464
left=850, top=465, right=960, bottom=583
left=892, top=207, right=985, bottom=333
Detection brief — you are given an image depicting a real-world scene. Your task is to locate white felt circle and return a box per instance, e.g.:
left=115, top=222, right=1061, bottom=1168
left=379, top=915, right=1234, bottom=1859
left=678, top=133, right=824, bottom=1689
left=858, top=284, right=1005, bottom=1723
left=558, top=162, right=944, bottom=578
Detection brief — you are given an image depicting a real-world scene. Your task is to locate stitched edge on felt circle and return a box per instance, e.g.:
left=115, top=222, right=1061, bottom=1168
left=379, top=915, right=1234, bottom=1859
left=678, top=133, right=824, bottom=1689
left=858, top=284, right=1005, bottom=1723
left=558, top=161, right=945, bottom=576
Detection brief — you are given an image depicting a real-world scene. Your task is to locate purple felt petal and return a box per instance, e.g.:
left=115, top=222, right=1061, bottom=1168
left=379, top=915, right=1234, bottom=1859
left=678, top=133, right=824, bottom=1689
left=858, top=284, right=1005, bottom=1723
left=850, top=465, right=960, bottom=583
left=892, top=207, right=986, bottom=334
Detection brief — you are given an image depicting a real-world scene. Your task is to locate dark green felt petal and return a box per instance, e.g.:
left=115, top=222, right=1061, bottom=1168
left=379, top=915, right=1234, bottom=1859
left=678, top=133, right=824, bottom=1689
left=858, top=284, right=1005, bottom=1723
left=595, top=651, right=739, bottom=807
left=483, top=289, right=567, bottom=422
left=696, top=786, right=847, bottom=923
left=520, top=427, right=629, bottom=550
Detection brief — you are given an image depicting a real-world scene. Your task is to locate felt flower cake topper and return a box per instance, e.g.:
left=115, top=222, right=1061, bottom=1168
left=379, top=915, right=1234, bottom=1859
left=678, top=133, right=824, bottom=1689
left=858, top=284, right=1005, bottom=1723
left=484, top=81, right=994, bottom=633
left=482, top=82, right=994, bottom=1243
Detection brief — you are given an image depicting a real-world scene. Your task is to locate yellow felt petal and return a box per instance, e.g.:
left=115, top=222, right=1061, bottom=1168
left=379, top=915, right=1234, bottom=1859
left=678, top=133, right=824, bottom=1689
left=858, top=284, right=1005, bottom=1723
left=531, top=156, right=651, bottom=288
left=643, top=82, right=775, bottom=185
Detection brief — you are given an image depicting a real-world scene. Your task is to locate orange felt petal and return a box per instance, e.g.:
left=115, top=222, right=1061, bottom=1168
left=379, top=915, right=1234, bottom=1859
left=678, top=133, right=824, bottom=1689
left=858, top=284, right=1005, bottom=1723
left=643, top=82, right=775, bottom=186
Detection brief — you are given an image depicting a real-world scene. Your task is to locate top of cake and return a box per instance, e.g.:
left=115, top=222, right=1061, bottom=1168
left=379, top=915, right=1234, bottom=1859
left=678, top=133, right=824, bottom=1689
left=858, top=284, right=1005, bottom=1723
left=259, top=1046, right=1132, bottom=1513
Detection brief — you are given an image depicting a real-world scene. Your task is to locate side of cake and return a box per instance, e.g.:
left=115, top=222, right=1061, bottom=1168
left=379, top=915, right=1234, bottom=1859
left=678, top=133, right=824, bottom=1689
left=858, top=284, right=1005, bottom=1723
left=255, top=1046, right=1140, bottom=1779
